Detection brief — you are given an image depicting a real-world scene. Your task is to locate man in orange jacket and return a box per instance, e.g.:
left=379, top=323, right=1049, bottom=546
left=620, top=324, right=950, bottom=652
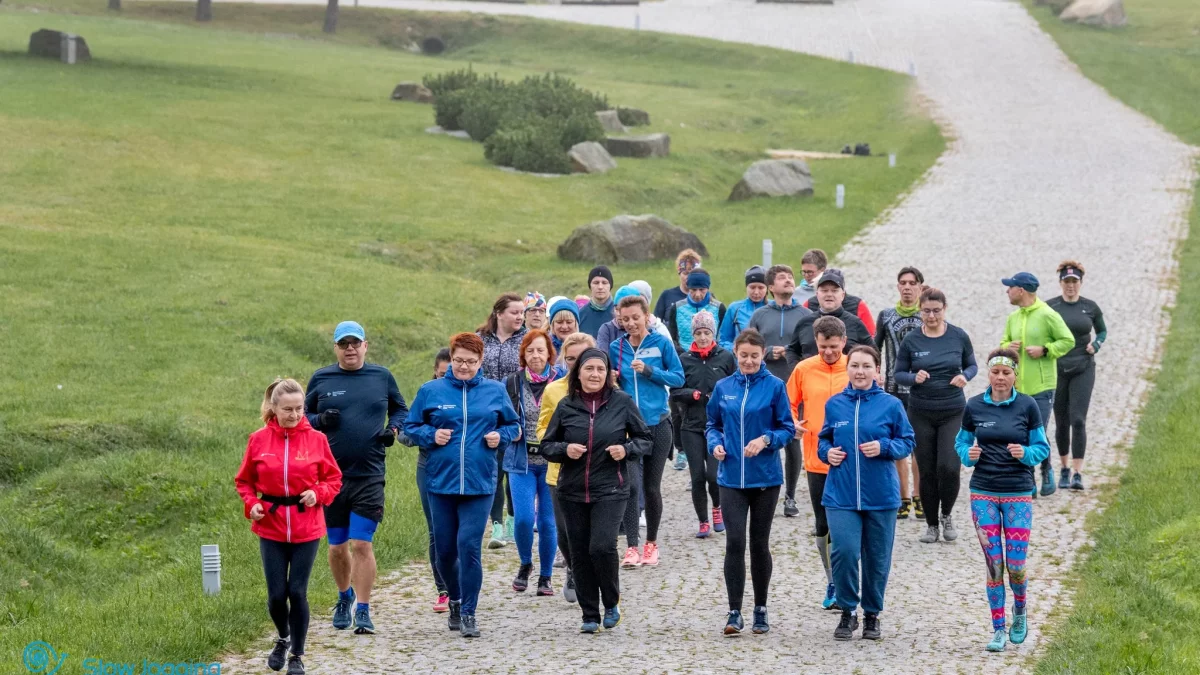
left=786, top=315, right=849, bottom=611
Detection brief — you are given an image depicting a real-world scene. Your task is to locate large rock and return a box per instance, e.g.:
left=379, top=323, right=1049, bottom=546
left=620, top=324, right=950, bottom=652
left=558, top=214, right=708, bottom=264
left=605, top=133, right=670, bottom=158
left=28, top=29, right=91, bottom=63
left=595, top=110, right=627, bottom=133
left=728, top=159, right=814, bottom=201
left=568, top=142, right=617, bottom=174
left=617, top=107, right=650, bottom=127
left=1060, top=0, right=1127, bottom=26
left=391, top=82, right=434, bottom=103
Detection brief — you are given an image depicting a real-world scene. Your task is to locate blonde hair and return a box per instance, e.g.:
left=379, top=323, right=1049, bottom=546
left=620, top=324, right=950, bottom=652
left=261, top=378, right=305, bottom=422
left=1057, top=259, right=1086, bottom=276
left=560, top=332, right=597, bottom=354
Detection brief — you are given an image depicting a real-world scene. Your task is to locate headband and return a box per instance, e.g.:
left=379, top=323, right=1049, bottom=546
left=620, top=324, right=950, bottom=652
left=988, top=356, right=1018, bottom=370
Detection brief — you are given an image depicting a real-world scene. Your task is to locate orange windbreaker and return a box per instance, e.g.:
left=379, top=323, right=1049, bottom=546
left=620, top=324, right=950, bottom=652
left=786, top=354, right=849, bottom=475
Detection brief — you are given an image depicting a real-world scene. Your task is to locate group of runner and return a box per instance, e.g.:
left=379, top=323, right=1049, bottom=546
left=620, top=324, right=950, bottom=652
left=234, top=248, right=1106, bottom=672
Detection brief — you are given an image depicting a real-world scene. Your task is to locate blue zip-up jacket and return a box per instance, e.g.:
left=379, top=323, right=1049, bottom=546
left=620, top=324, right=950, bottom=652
left=955, top=388, right=1051, bottom=494
left=817, top=383, right=915, bottom=511
left=404, top=370, right=521, bottom=496
left=610, top=330, right=685, bottom=426
left=719, top=297, right=768, bottom=350
left=705, top=364, right=796, bottom=489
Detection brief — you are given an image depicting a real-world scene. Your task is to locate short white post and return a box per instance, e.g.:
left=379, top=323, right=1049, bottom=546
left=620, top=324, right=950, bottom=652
left=635, top=13, right=641, bottom=30
left=836, top=184, right=845, bottom=209
left=762, top=239, right=773, bottom=268
left=888, top=153, right=896, bottom=168
left=847, top=50, right=855, bottom=64
left=202, top=544, right=221, bottom=595
left=61, top=34, right=77, bottom=65
left=908, top=61, right=918, bottom=77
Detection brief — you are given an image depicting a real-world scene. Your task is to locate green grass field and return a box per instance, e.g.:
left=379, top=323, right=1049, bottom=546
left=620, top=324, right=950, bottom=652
left=1027, top=0, right=1200, bottom=672
left=0, top=3, right=942, bottom=668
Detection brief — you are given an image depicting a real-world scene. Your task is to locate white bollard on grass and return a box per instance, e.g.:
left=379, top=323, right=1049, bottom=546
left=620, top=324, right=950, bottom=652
left=762, top=239, right=773, bottom=268
left=202, top=544, right=221, bottom=595
left=836, top=184, right=845, bottom=209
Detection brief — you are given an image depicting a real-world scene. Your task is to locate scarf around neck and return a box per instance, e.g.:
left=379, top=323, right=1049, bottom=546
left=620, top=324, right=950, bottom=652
left=895, top=302, right=920, bottom=317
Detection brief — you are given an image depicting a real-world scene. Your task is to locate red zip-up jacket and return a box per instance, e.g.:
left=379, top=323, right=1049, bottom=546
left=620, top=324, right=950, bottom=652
left=235, top=417, right=343, bottom=544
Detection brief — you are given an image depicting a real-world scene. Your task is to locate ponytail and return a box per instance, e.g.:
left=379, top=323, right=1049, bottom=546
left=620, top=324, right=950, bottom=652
left=261, top=377, right=304, bottom=422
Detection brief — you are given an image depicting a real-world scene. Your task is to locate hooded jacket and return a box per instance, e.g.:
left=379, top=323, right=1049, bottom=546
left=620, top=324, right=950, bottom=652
left=705, top=364, right=797, bottom=489
left=404, top=370, right=521, bottom=496
left=1000, top=298, right=1076, bottom=396
left=817, top=383, right=915, bottom=511
left=542, top=389, right=652, bottom=503
left=787, top=306, right=873, bottom=364
left=786, top=354, right=849, bottom=475
left=748, top=299, right=813, bottom=382
left=235, top=417, right=343, bottom=544
left=671, top=343, right=737, bottom=433
left=596, top=315, right=672, bottom=355
left=667, top=294, right=727, bottom=351
left=610, top=330, right=686, bottom=426
left=804, top=293, right=876, bottom=336
left=718, top=297, right=768, bottom=350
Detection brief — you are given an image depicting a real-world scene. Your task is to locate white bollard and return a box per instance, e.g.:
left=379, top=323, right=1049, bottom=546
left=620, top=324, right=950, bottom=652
left=888, top=153, right=896, bottom=168
left=762, top=239, right=773, bottom=268
left=836, top=184, right=845, bottom=209
left=635, top=13, right=640, bottom=30
left=61, top=34, right=78, bottom=65
left=202, top=544, right=221, bottom=596
left=847, top=50, right=855, bottom=64
left=908, top=61, right=918, bottom=77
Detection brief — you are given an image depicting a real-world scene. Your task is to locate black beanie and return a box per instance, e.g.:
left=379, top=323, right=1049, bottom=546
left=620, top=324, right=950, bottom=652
left=588, top=265, right=614, bottom=287
left=745, top=265, right=766, bottom=286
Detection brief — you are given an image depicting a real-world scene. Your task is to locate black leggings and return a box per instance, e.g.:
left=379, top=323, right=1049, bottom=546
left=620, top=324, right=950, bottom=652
left=259, top=538, right=320, bottom=656
left=784, top=439, right=803, bottom=501
left=681, top=429, right=720, bottom=521
left=490, top=472, right=513, bottom=524
left=807, top=471, right=829, bottom=537
left=624, top=418, right=672, bottom=545
left=909, top=404, right=964, bottom=527
left=559, top=498, right=626, bottom=623
left=720, top=484, right=780, bottom=611
left=1054, top=361, right=1095, bottom=460
left=550, top=484, right=570, bottom=569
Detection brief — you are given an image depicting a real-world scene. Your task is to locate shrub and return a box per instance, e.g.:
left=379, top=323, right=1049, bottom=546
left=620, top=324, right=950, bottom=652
left=423, top=66, right=479, bottom=97
left=485, top=121, right=572, bottom=174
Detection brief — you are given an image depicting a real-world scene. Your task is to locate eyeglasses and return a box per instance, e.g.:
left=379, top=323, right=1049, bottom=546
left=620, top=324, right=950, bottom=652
left=526, top=308, right=547, bottom=315
left=920, top=308, right=944, bottom=316
left=336, top=339, right=363, bottom=349
left=452, top=358, right=481, bottom=367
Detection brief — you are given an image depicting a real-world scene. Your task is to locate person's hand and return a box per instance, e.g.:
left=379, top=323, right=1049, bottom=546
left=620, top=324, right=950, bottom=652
left=434, top=429, right=453, bottom=446
left=631, top=359, right=646, bottom=374
left=950, top=374, right=968, bottom=388
left=1025, top=345, right=1045, bottom=359
left=607, top=445, right=627, bottom=461
left=611, top=370, right=621, bottom=387
left=827, top=447, right=846, bottom=466
left=1007, top=443, right=1025, bottom=460
left=567, top=443, right=587, bottom=460
left=299, top=490, right=317, bottom=508
left=484, top=431, right=501, bottom=448
left=744, top=436, right=767, bottom=458
left=859, top=440, right=881, bottom=458
left=968, top=444, right=982, bottom=462
left=692, top=390, right=702, bottom=401
left=1008, top=340, right=1021, bottom=352
left=249, top=503, right=265, bottom=521
left=914, top=370, right=930, bottom=384
left=377, top=429, right=396, bottom=447
left=771, top=346, right=786, bottom=360
left=1086, top=343, right=1096, bottom=355
left=713, top=445, right=726, bottom=461
left=318, top=408, right=341, bottom=430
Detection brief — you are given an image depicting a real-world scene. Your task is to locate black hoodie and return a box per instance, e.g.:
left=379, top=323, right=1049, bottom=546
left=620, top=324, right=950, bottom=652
left=786, top=306, right=873, bottom=363
left=542, top=389, right=652, bottom=504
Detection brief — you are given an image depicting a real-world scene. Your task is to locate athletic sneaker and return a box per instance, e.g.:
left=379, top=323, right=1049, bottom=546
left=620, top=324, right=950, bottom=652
left=433, top=593, right=449, bottom=613
left=987, top=628, right=1009, bottom=652
left=1010, top=608, right=1029, bottom=643
left=673, top=452, right=688, bottom=471
left=603, top=605, right=621, bottom=629
left=941, top=514, right=959, bottom=541
left=353, top=607, right=375, bottom=635
left=919, top=525, right=939, bottom=543
left=639, top=512, right=647, bottom=528
left=554, top=552, right=567, bottom=568
left=536, top=576, right=554, bottom=597
left=822, top=583, right=838, bottom=610
left=488, top=522, right=506, bottom=549
left=564, top=571, right=578, bottom=603
left=752, top=606, right=769, bottom=634
left=286, top=656, right=305, bottom=675
left=447, top=600, right=462, bottom=631
left=332, top=588, right=355, bottom=630
left=580, top=621, right=600, bottom=634
left=642, top=542, right=660, bottom=566
left=783, top=498, right=800, bottom=517
left=862, top=614, right=881, bottom=640
left=1071, top=473, right=1085, bottom=490
left=712, top=507, right=725, bottom=533
left=913, top=497, right=925, bottom=520
left=622, top=547, right=642, bottom=568
left=834, top=610, right=859, bottom=640
left=267, top=638, right=289, bottom=671
left=460, top=615, right=480, bottom=638
left=1058, top=467, right=1072, bottom=489
left=1040, top=464, right=1057, bottom=496
left=504, top=515, right=515, bottom=542
left=897, top=499, right=911, bottom=520
left=697, top=522, right=711, bottom=539
left=512, top=563, right=533, bottom=592
left=724, top=610, right=745, bottom=636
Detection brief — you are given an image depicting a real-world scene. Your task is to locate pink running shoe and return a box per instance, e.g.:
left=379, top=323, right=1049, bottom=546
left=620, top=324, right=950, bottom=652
left=433, top=593, right=449, bottom=613
left=642, top=542, right=660, bottom=566
left=712, top=507, right=725, bottom=533
left=621, top=546, right=642, bottom=568
left=697, top=522, right=711, bottom=539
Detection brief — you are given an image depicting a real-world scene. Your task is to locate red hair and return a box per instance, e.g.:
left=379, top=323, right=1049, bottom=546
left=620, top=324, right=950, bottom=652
left=518, top=330, right=556, bottom=369
left=449, top=332, right=485, bottom=358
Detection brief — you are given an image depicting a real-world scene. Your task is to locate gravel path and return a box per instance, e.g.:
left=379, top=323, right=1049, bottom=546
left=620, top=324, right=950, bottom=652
left=222, top=0, right=1196, bottom=672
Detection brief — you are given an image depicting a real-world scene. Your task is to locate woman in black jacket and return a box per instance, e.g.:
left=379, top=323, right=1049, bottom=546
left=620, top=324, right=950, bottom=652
left=542, top=348, right=652, bottom=634
left=671, top=311, right=736, bottom=538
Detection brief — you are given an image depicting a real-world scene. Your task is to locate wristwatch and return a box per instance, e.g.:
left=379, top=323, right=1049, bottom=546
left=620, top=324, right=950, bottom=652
left=760, top=434, right=770, bottom=446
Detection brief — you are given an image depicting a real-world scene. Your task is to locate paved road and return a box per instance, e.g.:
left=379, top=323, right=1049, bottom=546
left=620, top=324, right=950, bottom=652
left=221, top=0, right=1196, bottom=672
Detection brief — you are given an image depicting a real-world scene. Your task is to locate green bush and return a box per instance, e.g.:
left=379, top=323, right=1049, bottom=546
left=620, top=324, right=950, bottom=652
left=484, top=121, right=572, bottom=174
left=422, top=65, right=478, bottom=97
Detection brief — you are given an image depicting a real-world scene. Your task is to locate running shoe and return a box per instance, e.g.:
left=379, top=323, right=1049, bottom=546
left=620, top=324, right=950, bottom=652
left=488, top=522, right=506, bottom=549
left=987, top=628, right=1009, bottom=652
left=897, top=499, right=911, bottom=520
left=913, top=497, right=925, bottom=520
left=941, top=514, right=959, bottom=541
left=504, top=515, right=515, bottom=542
left=564, top=571, right=578, bottom=603
left=1010, top=608, right=1028, bottom=644
left=834, top=610, right=859, bottom=640
left=512, top=563, right=533, bottom=592
left=268, top=638, right=289, bottom=671
left=622, top=547, right=642, bottom=568
left=554, top=551, right=567, bottom=568
left=447, top=600, right=462, bottom=631
left=332, top=588, right=355, bottom=630
left=536, top=576, right=555, bottom=597
left=433, top=593, right=449, bottom=613
left=1058, top=467, right=1072, bottom=489
left=783, top=498, right=800, bottom=518
left=603, top=604, right=621, bottom=630
left=639, top=511, right=647, bottom=528
left=724, top=610, right=744, bottom=636
left=822, top=583, right=839, bottom=610
left=752, top=606, right=769, bottom=634
left=862, top=614, right=881, bottom=640
left=353, top=607, right=375, bottom=635
left=460, top=615, right=480, bottom=638
left=1040, top=464, right=1057, bottom=496
left=697, top=522, right=711, bottom=539
left=286, top=656, right=305, bottom=675
left=919, top=525, right=939, bottom=544
left=1071, top=473, right=1085, bottom=490
left=712, top=507, right=725, bottom=533
left=642, top=542, right=660, bottom=566
left=580, top=621, right=600, bottom=634
left=673, top=452, right=688, bottom=471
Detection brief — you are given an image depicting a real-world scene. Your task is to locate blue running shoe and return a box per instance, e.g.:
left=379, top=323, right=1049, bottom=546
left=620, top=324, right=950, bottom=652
left=332, top=588, right=355, bottom=630
left=353, top=607, right=375, bottom=635
left=724, top=610, right=744, bottom=637
left=673, top=452, right=688, bottom=471
left=987, top=628, right=1009, bottom=652
left=822, top=583, right=839, bottom=610
left=752, top=606, right=769, bottom=634
left=1010, top=609, right=1028, bottom=644
left=603, top=605, right=621, bottom=630
left=580, top=621, right=600, bottom=634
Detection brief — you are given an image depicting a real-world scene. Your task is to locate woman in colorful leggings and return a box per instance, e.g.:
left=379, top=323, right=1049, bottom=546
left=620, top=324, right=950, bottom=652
left=955, top=348, right=1050, bottom=652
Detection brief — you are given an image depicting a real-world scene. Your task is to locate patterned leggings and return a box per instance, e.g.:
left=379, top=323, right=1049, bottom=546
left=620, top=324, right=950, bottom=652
left=969, top=492, right=1032, bottom=631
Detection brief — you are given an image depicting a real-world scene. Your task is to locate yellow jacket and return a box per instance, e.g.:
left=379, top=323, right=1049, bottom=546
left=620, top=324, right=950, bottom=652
left=536, top=378, right=570, bottom=486
left=786, top=354, right=848, bottom=475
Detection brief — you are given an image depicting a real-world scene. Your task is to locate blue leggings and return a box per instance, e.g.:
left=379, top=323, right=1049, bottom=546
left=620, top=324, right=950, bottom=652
left=428, top=492, right=492, bottom=615
left=509, top=463, right=557, bottom=578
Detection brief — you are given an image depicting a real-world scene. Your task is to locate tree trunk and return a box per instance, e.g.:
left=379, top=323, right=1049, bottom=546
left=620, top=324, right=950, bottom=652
left=108, top=0, right=121, bottom=11
left=323, top=0, right=338, bottom=33
left=196, top=0, right=212, bottom=21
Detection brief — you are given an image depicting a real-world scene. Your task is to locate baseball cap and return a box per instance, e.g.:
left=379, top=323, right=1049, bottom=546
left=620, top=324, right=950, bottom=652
left=333, top=321, right=366, bottom=343
left=1001, top=272, right=1039, bottom=293
left=816, top=268, right=845, bottom=290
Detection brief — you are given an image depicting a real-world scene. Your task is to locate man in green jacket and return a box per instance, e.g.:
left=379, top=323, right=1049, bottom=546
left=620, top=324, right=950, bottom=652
left=1000, top=272, right=1076, bottom=496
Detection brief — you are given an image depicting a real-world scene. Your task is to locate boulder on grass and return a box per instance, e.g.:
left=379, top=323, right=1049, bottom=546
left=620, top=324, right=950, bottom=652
left=28, top=29, right=91, bottom=63
left=568, top=142, right=617, bottom=174
left=728, top=160, right=814, bottom=201
left=558, top=214, right=708, bottom=264
left=595, top=110, right=627, bottom=133
left=617, top=107, right=650, bottom=127
left=605, top=133, right=670, bottom=159
left=1060, top=0, right=1126, bottom=26
left=391, top=82, right=435, bottom=103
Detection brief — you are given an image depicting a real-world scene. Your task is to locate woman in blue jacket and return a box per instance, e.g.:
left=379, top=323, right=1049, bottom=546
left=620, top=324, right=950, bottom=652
left=818, top=345, right=915, bottom=642
left=610, top=294, right=685, bottom=568
left=955, top=348, right=1050, bottom=653
left=705, top=329, right=796, bottom=637
left=404, top=333, right=521, bottom=639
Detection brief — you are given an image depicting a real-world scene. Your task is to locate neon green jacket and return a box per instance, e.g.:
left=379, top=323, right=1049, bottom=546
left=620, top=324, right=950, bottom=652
left=1000, top=298, right=1075, bottom=396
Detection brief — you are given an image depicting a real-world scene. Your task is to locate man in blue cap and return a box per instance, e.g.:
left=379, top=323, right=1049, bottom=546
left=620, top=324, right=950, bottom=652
left=306, top=320, right=409, bottom=634
left=1000, top=274, right=1075, bottom=497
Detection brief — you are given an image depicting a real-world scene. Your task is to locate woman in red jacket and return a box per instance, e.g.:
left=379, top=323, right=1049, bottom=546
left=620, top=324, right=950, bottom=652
left=236, top=378, right=343, bottom=675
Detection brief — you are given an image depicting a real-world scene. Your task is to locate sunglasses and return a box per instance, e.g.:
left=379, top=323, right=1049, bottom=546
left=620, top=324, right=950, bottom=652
left=336, top=339, right=363, bottom=349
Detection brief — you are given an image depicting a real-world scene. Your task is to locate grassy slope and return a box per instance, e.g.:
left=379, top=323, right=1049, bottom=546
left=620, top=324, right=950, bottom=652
left=1025, top=0, right=1200, bottom=673
left=0, top=3, right=942, bottom=668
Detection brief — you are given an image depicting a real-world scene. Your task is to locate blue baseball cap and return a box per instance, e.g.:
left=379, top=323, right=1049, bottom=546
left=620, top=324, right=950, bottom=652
left=333, top=321, right=366, bottom=343
left=1001, top=272, right=1039, bottom=293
